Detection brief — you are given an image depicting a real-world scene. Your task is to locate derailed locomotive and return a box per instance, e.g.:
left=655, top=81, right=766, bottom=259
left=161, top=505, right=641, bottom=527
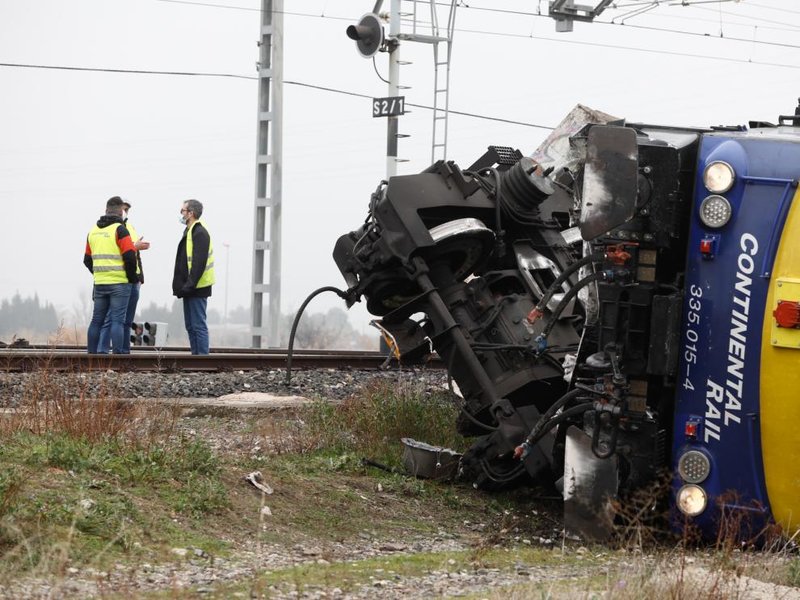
left=332, top=104, right=800, bottom=541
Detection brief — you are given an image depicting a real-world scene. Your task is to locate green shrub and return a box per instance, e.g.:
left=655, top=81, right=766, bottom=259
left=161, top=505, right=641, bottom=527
left=302, top=379, right=465, bottom=466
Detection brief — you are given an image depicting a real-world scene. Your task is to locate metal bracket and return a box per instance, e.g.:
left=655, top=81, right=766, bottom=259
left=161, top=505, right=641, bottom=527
left=549, top=0, right=613, bottom=32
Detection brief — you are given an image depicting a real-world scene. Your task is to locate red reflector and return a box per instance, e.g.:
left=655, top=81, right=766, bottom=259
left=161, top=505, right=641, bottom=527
left=685, top=421, right=698, bottom=438
left=774, top=300, right=800, bottom=329
left=700, top=239, right=713, bottom=255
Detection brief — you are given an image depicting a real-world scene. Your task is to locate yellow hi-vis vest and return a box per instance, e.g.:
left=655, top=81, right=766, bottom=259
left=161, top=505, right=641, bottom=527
left=88, top=223, right=128, bottom=284
left=126, top=220, right=142, bottom=276
left=186, top=219, right=215, bottom=288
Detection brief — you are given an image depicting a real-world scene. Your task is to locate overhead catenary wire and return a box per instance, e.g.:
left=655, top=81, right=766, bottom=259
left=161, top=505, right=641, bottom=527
left=154, top=0, right=800, bottom=37
left=5, top=8, right=798, bottom=87
left=0, top=62, right=556, bottom=130
left=0, top=62, right=257, bottom=80
left=153, top=0, right=800, bottom=50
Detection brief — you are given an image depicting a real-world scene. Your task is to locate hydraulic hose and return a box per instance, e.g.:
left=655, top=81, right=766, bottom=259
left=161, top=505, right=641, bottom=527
left=525, top=388, right=585, bottom=444
left=529, top=252, right=605, bottom=321
left=539, top=270, right=608, bottom=341
left=513, top=402, right=596, bottom=460
left=285, top=286, right=349, bottom=386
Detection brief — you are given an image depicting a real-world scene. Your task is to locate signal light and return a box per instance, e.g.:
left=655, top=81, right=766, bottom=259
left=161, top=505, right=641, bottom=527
left=699, top=236, right=718, bottom=259
left=699, top=195, right=732, bottom=229
left=346, top=13, right=384, bottom=58
left=676, top=484, right=708, bottom=517
left=143, top=322, right=169, bottom=347
left=703, top=160, right=735, bottom=194
left=678, top=450, right=710, bottom=484
left=130, top=322, right=144, bottom=346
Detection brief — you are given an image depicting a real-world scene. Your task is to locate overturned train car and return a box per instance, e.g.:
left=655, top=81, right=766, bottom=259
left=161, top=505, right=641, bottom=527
left=332, top=106, right=800, bottom=541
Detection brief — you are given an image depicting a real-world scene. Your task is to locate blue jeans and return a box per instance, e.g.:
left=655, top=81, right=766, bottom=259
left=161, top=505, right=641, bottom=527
left=98, top=282, right=140, bottom=354
left=183, top=297, right=209, bottom=355
left=88, top=283, right=133, bottom=354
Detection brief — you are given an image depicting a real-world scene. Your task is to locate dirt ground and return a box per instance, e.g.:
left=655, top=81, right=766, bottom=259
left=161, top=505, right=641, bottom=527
left=2, top=394, right=800, bottom=599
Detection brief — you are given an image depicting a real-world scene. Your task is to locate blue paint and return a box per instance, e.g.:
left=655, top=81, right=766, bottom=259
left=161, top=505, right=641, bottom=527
left=672, top=132, right=800, bottom=538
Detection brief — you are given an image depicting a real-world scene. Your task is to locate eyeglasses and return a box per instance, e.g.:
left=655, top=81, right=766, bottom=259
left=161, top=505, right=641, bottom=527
left=180, top=208, right=189, bottom=214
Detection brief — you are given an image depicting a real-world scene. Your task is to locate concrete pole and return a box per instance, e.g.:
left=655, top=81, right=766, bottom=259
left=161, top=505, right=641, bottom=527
left=251, top=0, right=283, bottom=348
left=386, top=0, right=401, bottom=180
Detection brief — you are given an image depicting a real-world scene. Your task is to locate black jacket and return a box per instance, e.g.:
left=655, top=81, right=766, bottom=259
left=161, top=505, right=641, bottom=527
left=172, top=222, right=212, bottom=298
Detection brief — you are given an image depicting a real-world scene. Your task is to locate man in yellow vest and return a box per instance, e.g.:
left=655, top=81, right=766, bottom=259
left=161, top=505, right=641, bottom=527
left=173, top=199, right=214, bottom=355
left=97, top=198, right=150, bottom=353
left=84, top=197, right=138, bottom=354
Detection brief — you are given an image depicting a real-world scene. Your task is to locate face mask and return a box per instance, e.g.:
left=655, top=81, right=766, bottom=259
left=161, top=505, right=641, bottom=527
left=122, top=211, right=128, bottom=221
left=179, top=215, right=188, bottom=225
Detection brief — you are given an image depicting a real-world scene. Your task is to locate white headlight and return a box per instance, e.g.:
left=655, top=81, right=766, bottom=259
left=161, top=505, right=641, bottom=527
left=678, top=450, right=711, bottom=484
left=676, top=484, right=708, bottom=517
left=703, top=161, right=735, bottom=193
left=699, top=195, right=732, bottom=228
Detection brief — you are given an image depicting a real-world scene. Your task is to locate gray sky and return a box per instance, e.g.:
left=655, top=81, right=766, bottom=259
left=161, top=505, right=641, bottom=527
left=1, top=0, right=798, bottom=337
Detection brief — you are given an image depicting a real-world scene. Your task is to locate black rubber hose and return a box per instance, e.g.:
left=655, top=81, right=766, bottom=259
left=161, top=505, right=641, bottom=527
left=285, top=286, right=349, bottom=385
left=525, top=402, right=595, bottom=448
left=532, top=252, right=604, bottom=317
left=524, top=388, right=585, bottom=445
left=540, top=271, right=607, bottom=340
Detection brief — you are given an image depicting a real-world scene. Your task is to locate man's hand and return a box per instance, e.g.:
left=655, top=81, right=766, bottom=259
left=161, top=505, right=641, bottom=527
left=135, top=237, right=151, bottom=251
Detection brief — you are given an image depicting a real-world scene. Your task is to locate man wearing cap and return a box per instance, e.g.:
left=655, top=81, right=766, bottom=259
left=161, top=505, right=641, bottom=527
left=173, top=199, right=214, bottom=355
left=97, top=198, right=150, bottom=353
left=83, top=196, right=138, bottom=354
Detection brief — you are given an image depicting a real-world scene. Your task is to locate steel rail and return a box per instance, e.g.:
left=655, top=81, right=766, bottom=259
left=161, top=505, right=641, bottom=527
left=7, top=344, right=383, bottom=355
left=0, top=349, right=442, bottom=372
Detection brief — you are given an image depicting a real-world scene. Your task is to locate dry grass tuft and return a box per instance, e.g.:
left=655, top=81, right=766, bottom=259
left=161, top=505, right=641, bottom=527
left=1, top=367, right=179, bottom=449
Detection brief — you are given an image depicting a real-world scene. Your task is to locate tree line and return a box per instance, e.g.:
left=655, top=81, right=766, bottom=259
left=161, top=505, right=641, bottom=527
left=0, top=293, right=376, bottom=350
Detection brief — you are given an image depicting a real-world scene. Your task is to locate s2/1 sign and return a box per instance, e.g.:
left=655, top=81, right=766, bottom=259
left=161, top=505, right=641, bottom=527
left=372, top=96, right=405, bottom=118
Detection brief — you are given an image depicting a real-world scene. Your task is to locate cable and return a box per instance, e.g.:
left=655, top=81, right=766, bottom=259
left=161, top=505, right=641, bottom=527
left=479, top=458, right=526, bottom=484
left=444, top=2, right=800, bottom=47
left=156, top=0, right=800, bottom=35
left=282, top=81, right=556, bottom=129
left=153, top=0, right=800, bottom=59
left=525, top=402, right=595, bottom=447
left=0, top=60, right=557, bottom=129
left=372, top=56, right=390, bottom=84
left=154, top=0, right=354, bottom=22
left=691, top=4, right=800, bottom=29
left=595, top=19, right=800, bottom=50
left=285, top=286, right=349, bottom=386
left=530, top=252, right=604, bottom=321
left=524, top=388, right=586, bottom=444
left=0, top=61, right=257, bottom=79
left=746, top=2, right=800, bottom=17
left=455, top=27, right=800, bottom=71
left=540, top=271, right=607, bottom=340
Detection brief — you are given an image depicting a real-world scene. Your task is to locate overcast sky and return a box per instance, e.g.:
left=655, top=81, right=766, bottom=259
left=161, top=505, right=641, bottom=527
left=2, top=0, right=799, bottom=340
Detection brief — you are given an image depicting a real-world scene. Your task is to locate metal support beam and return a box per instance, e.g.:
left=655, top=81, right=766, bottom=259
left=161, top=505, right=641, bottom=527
left=386, top=0, right=401, bottom=180
left=251, top=0, right=283, bottom=347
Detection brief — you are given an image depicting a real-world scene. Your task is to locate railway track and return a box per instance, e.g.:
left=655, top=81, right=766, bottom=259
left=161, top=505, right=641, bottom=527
left=0, top=346, right=441, bottom=372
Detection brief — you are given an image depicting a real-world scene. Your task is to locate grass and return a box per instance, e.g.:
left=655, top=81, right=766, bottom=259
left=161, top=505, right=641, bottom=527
left=1, top=371, right=800, bottom=598
left=0, top=373, right=233, bottom=577
left=300, top=378, right=467, bottom=465
left=0, top=374, right=515, bottom=583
